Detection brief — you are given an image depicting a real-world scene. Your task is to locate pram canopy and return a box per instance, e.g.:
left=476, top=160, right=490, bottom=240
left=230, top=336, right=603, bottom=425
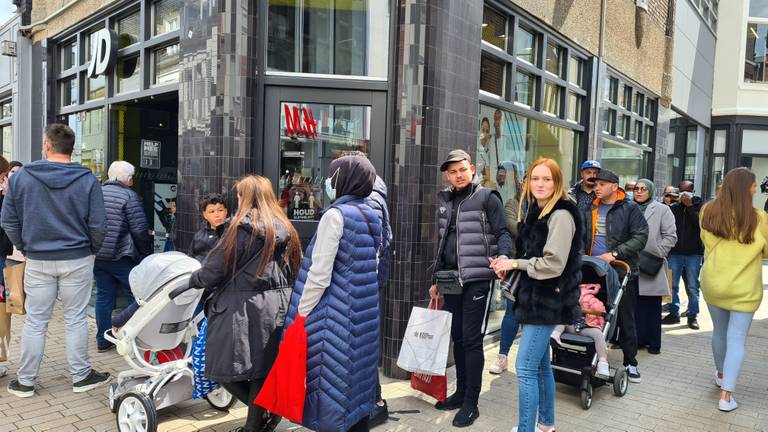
left=129, top=252, right=201, bottom=303
left=580, top=256, right=621, bottom=309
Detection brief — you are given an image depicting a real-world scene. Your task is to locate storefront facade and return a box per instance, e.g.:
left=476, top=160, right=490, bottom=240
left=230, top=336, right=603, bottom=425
left=29, top=0, right=671, bottom=378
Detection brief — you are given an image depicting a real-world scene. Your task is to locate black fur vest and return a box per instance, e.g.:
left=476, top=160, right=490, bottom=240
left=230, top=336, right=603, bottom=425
left=513, top=199, right=583, bottom=325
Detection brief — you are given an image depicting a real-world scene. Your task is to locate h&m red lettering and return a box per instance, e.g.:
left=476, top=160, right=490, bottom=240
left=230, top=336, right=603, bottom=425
left=284, top=105, right=318, bottom=139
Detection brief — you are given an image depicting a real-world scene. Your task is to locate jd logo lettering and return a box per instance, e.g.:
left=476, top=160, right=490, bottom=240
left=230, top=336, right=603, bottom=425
left=284, top=104, right=318, bottom=139
left=87, top=29, right=118, bottom=79
left=413, top=331, right=434, bottom=341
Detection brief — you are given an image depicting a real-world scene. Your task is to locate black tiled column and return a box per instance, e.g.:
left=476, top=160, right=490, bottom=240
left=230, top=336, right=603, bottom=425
left=176, top=0, right=259, bottom=249
left=383, top=0, right=484, bottom=379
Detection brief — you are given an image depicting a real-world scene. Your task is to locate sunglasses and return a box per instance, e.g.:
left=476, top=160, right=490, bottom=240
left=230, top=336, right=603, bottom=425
left=633, top=187, right=649, bottom=192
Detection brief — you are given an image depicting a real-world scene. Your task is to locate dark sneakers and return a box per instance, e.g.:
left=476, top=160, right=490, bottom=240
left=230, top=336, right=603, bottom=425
left=7, top=379, right=35, bottom=398
left=434, top=392, right=464, bottom=411
left=661, top=314, right=681, bottom=325
left=369, top=400, right=389, bottom=428
left=452, top=405, right=480, bottom=428
left=97, top=342, right=115, bottom=353
left=72, top=370, right=111, bottom=393
left=687, top=317, right=700, bottom=330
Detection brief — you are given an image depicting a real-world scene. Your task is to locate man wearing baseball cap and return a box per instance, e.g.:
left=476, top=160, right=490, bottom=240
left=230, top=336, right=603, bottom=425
left=583, top=169, right=648, bottom=384
left=570, top=160, right=601, bottom=213
left=429, top=149, right=512, bottom=427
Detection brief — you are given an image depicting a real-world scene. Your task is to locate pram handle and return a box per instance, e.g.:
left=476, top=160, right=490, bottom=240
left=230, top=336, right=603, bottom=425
left=169, top=284, right=200, bottom=300
left=610, top=260, right=631, bottom=275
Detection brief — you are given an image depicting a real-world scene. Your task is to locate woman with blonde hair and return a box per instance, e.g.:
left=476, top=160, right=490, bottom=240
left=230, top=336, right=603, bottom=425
left=491, top=158, right=582, bottom=432
left=190, top=175, right=302, bottom=432
left=699, top=167, right=768, bottom=412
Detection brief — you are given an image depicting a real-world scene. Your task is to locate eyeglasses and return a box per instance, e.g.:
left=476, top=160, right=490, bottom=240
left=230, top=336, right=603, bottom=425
left=633, top=187, right=649, bottom=192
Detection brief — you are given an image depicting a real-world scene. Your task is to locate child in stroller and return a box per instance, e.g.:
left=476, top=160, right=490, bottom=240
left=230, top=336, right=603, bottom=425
left=551, top=283, right=609, bottom=377
left=104, top=252, right=235, bottom=432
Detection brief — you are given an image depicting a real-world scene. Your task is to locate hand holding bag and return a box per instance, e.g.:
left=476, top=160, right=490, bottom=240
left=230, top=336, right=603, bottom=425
left=254, top=315, right=307, bottom=424
left=500, top=268, right=522, bottom=301
left=396, top=298, right=452, bottom=376
left=410, top=372, right=447, bottom=403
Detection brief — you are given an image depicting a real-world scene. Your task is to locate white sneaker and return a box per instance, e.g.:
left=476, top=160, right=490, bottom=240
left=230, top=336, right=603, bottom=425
left=511, top=427, right=555, bottom=432
left=0, top=365, right=7, bottom=378
left=596, top=361, right=610, bottom=378
left=714, top=371, right=723, bottom=388
left=626, top=365, right=642, bottom=383
left=718, top=396, right=738, bottom=412
left=489, top=354, right=508, bottom=374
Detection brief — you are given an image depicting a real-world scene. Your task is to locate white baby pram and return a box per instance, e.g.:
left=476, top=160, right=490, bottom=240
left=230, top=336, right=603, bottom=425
left=104, top=252, right=235, bottom=432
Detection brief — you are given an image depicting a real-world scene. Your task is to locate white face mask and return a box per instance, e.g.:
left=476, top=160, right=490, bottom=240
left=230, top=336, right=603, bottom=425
left=325, top=168, right=340, bottom=201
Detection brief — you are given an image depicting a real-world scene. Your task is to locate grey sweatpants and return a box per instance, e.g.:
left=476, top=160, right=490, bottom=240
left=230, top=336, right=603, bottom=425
left=17, top=256, right=95, bottom=386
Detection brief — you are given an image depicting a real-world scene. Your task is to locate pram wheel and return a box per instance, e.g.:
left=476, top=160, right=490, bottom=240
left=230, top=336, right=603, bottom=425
left=613, top=367, right=628, bottom=396
left=580, top=384, right=593, bottom=410
left=206, top=387, right=237, bottom=411
left=116, top=391, right=158, bottom=432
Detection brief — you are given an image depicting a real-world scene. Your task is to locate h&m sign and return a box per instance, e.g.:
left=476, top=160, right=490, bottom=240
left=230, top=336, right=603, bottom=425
left=87, top=29, right=118, bottom=79
left=284, top=104, right=318, bottom=140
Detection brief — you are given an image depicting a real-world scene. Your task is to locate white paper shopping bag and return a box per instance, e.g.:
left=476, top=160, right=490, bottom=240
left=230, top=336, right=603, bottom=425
left=397, top=299, right=452, bottom=376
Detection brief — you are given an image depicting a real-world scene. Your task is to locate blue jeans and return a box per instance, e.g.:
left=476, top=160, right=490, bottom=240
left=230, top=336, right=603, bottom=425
left=499, top=298, right=520, bottom=356
left=94, top=257, right=137, bottom=346
left=668, top=254, right=702, bottom=317
left=708, top=304, right=754, bottom=392
left=516, top=324, right=556, bottom=432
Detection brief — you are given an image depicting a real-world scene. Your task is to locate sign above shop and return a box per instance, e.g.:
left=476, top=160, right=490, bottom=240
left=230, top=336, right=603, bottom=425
left=87, top=29, right=118, bottom=78
left=284, top=104, right=318, bottom=139
left=141, top=139, right=162, bottom=169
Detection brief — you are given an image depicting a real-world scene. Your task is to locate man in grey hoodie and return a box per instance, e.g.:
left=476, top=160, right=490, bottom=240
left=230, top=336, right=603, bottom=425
left=1, top=123, right=110, bottom=398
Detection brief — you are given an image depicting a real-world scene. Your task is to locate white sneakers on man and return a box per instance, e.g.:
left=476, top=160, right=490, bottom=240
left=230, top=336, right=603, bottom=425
left=489, top=354, right=508, bottom=374
left=719, top=396, right=738, bottom=412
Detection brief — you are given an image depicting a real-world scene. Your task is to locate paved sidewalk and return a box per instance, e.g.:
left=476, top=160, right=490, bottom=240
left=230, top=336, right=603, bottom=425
left=1, top=290, right=767, bottom=432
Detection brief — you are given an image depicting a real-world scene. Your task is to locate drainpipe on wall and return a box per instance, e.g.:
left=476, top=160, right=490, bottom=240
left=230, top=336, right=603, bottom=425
left=660, top=0, right=675, bottom=110
left=590, top=0, right=608, bottom=159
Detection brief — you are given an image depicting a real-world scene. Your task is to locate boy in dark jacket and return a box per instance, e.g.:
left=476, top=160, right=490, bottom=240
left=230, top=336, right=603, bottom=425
left=189, top=194, right=228, bottom=263
left=583, top=169, right=648, bottom=384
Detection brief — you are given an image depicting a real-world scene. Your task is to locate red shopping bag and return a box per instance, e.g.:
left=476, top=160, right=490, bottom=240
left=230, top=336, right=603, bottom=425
left=254, top=315, right=307, bottom=423
left=410, top=372, right=447, bottom=403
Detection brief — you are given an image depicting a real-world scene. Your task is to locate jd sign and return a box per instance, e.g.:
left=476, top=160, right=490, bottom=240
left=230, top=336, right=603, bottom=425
left=87, top=29, right=118, bottom=78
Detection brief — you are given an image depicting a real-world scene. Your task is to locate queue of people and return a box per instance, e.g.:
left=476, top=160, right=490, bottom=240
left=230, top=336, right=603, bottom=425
left=0, top=122, right=766, bottom=431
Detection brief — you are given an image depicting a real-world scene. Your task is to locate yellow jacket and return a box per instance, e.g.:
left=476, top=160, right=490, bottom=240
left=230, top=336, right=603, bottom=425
left=700, top=210, right=768, bottom=313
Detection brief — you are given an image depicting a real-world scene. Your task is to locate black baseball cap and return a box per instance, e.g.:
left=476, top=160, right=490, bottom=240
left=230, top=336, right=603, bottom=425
left=440, top=149, right=472, bottom=172
left=588, top=169, right=619, bottom=184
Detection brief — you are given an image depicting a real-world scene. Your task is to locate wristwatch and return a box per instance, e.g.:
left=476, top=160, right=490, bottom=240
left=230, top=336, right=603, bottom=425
left=611, top=251, right=619, bottom=258
left=511, top=259, right=519, bottom=270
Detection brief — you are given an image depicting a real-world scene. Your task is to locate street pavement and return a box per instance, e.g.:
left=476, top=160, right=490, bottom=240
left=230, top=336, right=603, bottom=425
left=1, top=286, right=767, bottom=432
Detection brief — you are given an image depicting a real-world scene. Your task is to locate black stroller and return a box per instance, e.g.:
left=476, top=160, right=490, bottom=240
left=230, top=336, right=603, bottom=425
left=550, top=256, right=631, bottom=409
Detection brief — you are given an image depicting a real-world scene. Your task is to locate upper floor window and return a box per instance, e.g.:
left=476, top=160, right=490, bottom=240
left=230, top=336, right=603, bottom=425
left=745, top=22, right=768, bottom=83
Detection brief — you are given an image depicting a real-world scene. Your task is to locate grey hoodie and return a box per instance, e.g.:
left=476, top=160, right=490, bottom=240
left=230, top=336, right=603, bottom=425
left=1, top=160, right=106, bottom=260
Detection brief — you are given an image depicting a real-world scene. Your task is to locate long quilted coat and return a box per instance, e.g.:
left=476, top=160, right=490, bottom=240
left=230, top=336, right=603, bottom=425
left=286, top=195, right=382, bottom=432
left=96, top=180, right=152, bottom=261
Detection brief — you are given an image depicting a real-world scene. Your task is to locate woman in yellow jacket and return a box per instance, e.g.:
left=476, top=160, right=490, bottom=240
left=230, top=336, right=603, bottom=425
left=700, top=167, right=768, bottom=412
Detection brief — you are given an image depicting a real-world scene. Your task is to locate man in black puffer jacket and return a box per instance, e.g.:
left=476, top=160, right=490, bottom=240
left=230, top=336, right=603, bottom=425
left=94, top=161, right=152, bottom=352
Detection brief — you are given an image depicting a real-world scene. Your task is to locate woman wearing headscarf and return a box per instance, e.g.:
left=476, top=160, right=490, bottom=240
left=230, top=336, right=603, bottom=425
left=284, top=155, right=382, bottom=432
left=633, top=179, right=677, bottom=354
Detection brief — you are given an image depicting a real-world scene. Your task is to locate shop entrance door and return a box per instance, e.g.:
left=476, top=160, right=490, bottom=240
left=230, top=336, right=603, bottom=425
left=263, top=86, right=387, bottom=243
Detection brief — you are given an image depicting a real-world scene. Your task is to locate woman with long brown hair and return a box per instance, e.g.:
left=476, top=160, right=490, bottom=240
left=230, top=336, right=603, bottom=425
left=700, top=167, right=768, bottom=412
left=190, top=175, right=302, bottom=432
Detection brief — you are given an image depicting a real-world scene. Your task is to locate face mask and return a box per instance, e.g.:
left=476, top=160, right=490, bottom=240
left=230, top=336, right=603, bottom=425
left=324, top=177, right=336, bottom=201
left=626, top=191, right=634, bottom=200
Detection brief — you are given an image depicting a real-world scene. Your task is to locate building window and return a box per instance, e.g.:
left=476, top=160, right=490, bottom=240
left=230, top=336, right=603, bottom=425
left=116, top=56, right=140, bottom=94
left=1, top=126, right=12, bottom=161
left=710, top=129, right=726, bottom=195
left=86, top=76, right=106, bottom=101
left=514, top=71, right=535, bottom=106
left=745, top=23, right=768, bottom=83
left=60, top=40, right=77, bottom=71
left=62, top=109, right=106, bottom=180
left=61, top=78, right=78, bottom=106
left=599, top=71, right=656, bottom=166
left=117, top=12, right=140, bottom=49
left=153, top=0, right=181, bottom=36
left=85, top=28, right=104, bottom=60
left=267, top=0, right=390, bottom=78
left=0, top=102, right=11, bottom=120
left=153, top=44, right=180, bottom=85
left=515, top=26, right=537, bottom=64
left=543, top=82, right=561, bottom=116
left=278, top=102, right=371, bottom=221
left=601, top=140, right=650, bottom=186
left=480, top=55, right=505, bottom=96
left=568, top=57, right=583, bottom=88
left=482, top=6, right=507, bottom=50
left=545, top=42, right=564, bottom=78
left=567, top=92, right=582, bottom=123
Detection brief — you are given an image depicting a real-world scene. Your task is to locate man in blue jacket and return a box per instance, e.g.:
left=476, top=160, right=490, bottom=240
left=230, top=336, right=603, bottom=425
left=1, top=123, right=110, bottom=398
left=94, top=161, right=152, bottom=352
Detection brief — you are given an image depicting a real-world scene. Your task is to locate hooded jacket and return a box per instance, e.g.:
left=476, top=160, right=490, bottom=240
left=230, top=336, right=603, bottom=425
left=365, top=176, right=392, bottom=288
left=96, top=180, right=152, bottom=262
left=1, top=160, right=106, bottom=260
left=583, top=189, right=649, bottom=272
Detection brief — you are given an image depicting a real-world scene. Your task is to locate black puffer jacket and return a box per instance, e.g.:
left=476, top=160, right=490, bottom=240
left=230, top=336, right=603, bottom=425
left=95, top=181, right=152, bottom=262
left=513, top=199, right=583, bottom=325
left=189, top=217, right=295, bottom=382
left=0, top=195, right=13, bottom=257
left=189, top=224, right=221, bottom=263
